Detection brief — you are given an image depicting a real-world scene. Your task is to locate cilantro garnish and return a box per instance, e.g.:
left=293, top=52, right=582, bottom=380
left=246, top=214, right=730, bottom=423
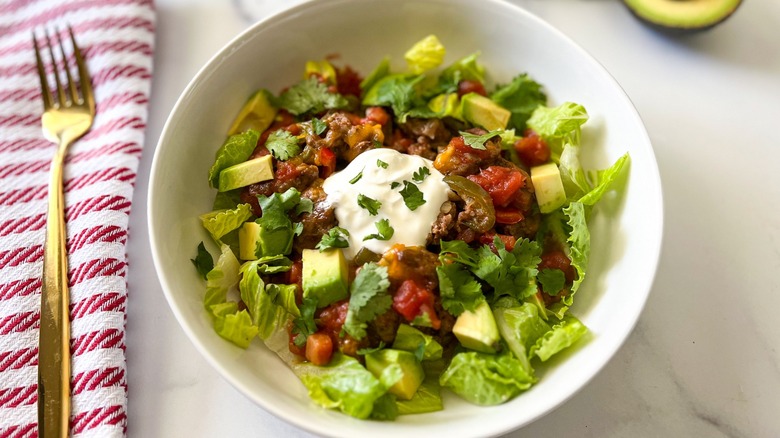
left=357, top=194, right=382, bottom=216
left=190, top=242, right=213, bottom=280
left=291, top=296, right=318, bottom=347
left=471, top=237, right=541, bottom=301
left=312, top=117, right=327, bottom=135
left=316, top=226, right=350, bottom=251
left=343, top=263, right=392, bottom=339
left=399, top=181, right=425, bottom=211
left=538, top=268, right=566, bottom=296
left=390, top=181, right=401, bottom=189
left=439, top=240, right=479, bottom=267
left=278, top=77, right=349, bottom=115
left=412, top=166, right=430, bottom=183
left=255, top=188, right=310, bottom=257
left=357, top=341, right=386, bottom=356
left=436, top=263, right=484, bottom=316
left=363, top=219, right=394, bottom=241
left=376, top=159, right=389, bottom=169
left=459, top=130, right=503, bottom=150
left=372, top=140, right=383, bottom=148
left=349, top=170, right=363, bottom=184
left=265, top=130, right=301, bottom=160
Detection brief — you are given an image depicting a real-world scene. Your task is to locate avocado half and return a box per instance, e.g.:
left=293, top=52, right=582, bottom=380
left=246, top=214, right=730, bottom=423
left=623, top=0, right=743, bottom=33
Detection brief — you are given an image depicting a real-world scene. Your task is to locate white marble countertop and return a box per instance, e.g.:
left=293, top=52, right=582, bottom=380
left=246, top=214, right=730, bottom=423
left=126, top=0, right=780, bottom=436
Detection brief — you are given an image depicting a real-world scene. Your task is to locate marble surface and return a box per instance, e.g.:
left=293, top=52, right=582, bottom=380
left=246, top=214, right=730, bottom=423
left=126, top=0, right=780, bottom=436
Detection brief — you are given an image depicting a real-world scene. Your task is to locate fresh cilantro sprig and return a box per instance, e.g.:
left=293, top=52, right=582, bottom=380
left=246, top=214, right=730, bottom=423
left=311, top=117, right=327, bottom=135
left=538, top=269, right=566, bottom=296
left=357, top=194, right=382, bottom=216
left=459, top=130, right=503, bottom=150
left=390, top=182, right=401, bottom=189
left=343, top=263, right=392, bottom=340
left=278, top=77, right=348, bottom=116
left=265, top=130, right=301, bottom=161
left=399, top=181, right=425, bottom=211
left=190, top=242, right=213, bottom=280
left=357, top=341, right=386, bottom=356
left=471, top=237, right=541, bottom=301
left=316, top=226, right=350, bottom=251
left=363, top=219, right=394, bottom=241
left=436, top=263, right=484, bottom=316
left=291, top=296, right=318, bottom=347
left=412, top=166, right=430, bottom=183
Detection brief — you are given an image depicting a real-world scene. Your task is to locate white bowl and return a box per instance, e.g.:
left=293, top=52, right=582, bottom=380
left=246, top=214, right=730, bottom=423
left=148, top=0, right=663, bottom=436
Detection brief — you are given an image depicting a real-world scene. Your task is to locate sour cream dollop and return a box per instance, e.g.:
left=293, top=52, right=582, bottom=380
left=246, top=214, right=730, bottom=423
left=322, top=148, right=450, bottom=259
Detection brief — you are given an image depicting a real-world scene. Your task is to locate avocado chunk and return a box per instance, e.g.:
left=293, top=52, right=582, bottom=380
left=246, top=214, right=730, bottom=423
left=460, top=92, right=511, bottom=131
left=623, top=0, right=742, bottom=32
left=530, top=162, right=566, bottom=214
left=392, top=324, right=443, bottom=361
left=218, top=155, right=273, bottom=192
left=304, top=60, right=337, bottom=85
left=238, top=221, right=261, bottom=260
left=228, top=89, right=278, bottom=136
left=452, top=301, right=500, bottom=353
left=365, top=349, right=425, bottom=400
left=302, top=249, right=349, bottom=308
left=428, top=93, right=463, bottom=120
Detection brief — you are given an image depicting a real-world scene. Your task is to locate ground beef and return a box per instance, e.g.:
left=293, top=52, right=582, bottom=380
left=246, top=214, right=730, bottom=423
left=366, top=309, right=401, bottom=345
left=322, top=111, right=354, bottom=149
left=398, top=118, right=452, bottom=161
left=242, top=159, right=320, bottom=216
left=427, top=201, right=457, bottom=244
left=294, top=183, right=337, bottom=252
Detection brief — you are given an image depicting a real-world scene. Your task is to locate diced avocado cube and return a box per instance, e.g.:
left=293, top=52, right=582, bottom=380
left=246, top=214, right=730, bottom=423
left=218, top=155, right=273, bottom=192
left=428, top=93, right=463, bottom=120
left=366, top=349, right=425, bottom=400
left=460, top=92, right=511, bottom=131
left=452, top=301, right=500, bottom=353
left=302, top=249, right=348, bottom=308
left=530, top=162, right=566, bottom=213
left=392, top=324, right=443, bottom=361
left=238, top=221, right=261, bottom=260
left=228, top=89, right=278, bottom=136
left=304, top=60, right=337, bottom=85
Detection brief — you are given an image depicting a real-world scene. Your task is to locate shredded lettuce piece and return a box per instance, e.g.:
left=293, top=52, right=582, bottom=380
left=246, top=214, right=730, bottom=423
left=490, top=74, right=547, bottom=131
left=207, top=129, right=259, bottom=188
left=530, top=315, right=588, bottom=361
left=527, top=102, right=588, bottom=161
left=563, top=202, right=589, bottom=304
left=579, top=153, right=630, bottom=206
left=493, top=303, right=551, bottom=368
left=298, top=354, right=389, bottom=419
left=204, top=244, right=240, bottom=309
left=439, top=349, right=535, bottom=406
left=212, top=308, right=259, bottom=349
left=199, top=203, right=253, bottom=244
left=436, top=52, right=484, bottom=94
left=239, top=259, right=287, bottom=340
left=396, top=378, right=443, bottom=415
left=558, top=143, right=592, bottom=199
left=404, top=35, right=446, bottom=74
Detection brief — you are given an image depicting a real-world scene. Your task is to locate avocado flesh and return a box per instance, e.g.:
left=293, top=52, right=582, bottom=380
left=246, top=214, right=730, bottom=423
left=460, top=93, right=510, bottom=131
left=366, top=349, right=425, bottom=400
left=218, top=155, right=273, bottom=192
left=238, top=222, right=261, bottom=260
left=452, top=301, right=500, bottom=353
left=302, top=249, right=349, bottom=308
left=623, top=0, right=742, bottom=31
left=392, top=324, right=443, bottom=361
left=228, top=89, right=277, bottom=136
left=530, top=162, right=566, bottom=214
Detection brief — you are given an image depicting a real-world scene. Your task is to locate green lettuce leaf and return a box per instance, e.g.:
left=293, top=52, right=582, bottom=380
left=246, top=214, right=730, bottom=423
left=404, top=35, right=446, bottom=74
left=562, top=202, right=589, bottom=305
left=238, top=259, right=286, bottom=340
left=434, top=52, right=485, bottom=94
left=392, top=324, right=443, bottom=361
left=207, top=129, right=259, bottom=188
left=278, top=77, right=349, bottom=115
left=266, top=283, right=300, bottom=317
left=204, top=244, right=241, bottom=309
left=490, top=74, right=547, bottom=131
left=199, top=203, right=254, bottom=243
left=360, top=56, right=391, bottom=95
left=579, top=153, right=630, bottom=206
left=527, top=102, right=588, bottom=160
left=190, top=242, right=213, bottom=280
left=212, top=190, right=242, bottom=210
left=212, top=307, right=259, bottom=349
left=396, top=377, right=443, bottom=415
left=558, top=143, right=592, bottom=199
left=530, top=315, right=588, bottom=361
left=298, top=353, right=388, bottom=419
left=370, top=393, right=399, bottom=421
left=493, top=303, right=552, bottom=371
left=439, top=350, right=535, bottom=406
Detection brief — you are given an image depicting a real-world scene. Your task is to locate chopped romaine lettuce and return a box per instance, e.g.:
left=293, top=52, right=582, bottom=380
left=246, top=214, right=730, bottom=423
left=239, top=259, right=287, bottom=339
left=212, top=308, right=259, bottom=349
left=579, top=153, right=630, bottom=206
left=204, top=244, right=240, bottom=309
left=435, top=52, right=485, bottom=94
left=439, top=349, right=535, bottom=406
left=199, top=203, right=254, bottom=244
left=529, top=315, right=588, bottom=361
left=562, top=202, right=589, bottom=305
left=207, top=129, right=259, bottom=189
left=493, top=303, right=551, bottom=371
left=360, top=56, right=391, bottom=95
left=404, top=35, right=446, bottom=74
left=527, top=102, right=588, bottom=160
left=396, top=377, right=443, bottom=415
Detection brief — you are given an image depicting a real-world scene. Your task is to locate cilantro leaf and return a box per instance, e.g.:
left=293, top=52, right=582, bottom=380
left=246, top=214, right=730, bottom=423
left=470, top=237, right=541, bottom=301
left=538, top=269, right=566, bottom=296
left=317, top=226, right=351, bottom=251
left=278, top=77, right=349, bottom=115
left=490, top=73, right=547, bottom=131
left=459, top=130, right=503, bottom=150
left=349, top=170, right=364, bottom=184
left=390, top=181, right=401, bottom=189
left=361, top=74, right=426, bottom=122
left=412, top=166, right=430, bottom=183
left=436, top=263, right=484, bottom=316
left=292, top=296, right=318, bottom=348
left=255, top=188, right=309, bottom=257
left=357, top=341, right=386, bottom=356
left=363, top=219, right=394, bottom=241
left=312, top=117, right=327, bottom=135
left=343, top=263, right=392, bottom=339
left=399, top=181, right=425, bottom=211
left=265, top=130, right=301, bottom=161
left=357, top=194, right=382, bottom=216
left=439, top=240, right=478, bottom=267
left=376, top=159, right=389, bottom=169
left=191, top=242, right=214, bottom=280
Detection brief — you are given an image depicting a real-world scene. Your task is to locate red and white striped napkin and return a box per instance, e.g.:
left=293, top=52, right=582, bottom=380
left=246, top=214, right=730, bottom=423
left=0, top=0, right=155, bottom=436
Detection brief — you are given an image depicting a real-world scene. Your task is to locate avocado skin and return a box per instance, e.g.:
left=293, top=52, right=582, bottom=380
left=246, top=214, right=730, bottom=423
left=622, top=0, right=743, bottom=34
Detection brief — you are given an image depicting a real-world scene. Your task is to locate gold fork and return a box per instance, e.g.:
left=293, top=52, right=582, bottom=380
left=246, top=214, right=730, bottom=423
left=33, top=27, right=94, bottom=438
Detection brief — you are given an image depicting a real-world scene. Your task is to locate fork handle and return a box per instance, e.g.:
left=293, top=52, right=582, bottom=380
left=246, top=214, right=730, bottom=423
left=38, top=141, right=72, bottom=438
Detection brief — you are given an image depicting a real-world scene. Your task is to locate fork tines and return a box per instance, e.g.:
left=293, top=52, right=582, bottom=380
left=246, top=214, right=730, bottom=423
left=32, top=26, right=94, bottom=112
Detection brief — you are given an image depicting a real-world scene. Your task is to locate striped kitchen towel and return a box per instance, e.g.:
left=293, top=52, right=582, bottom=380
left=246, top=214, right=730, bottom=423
left=0, top=0, right=155, bottom=436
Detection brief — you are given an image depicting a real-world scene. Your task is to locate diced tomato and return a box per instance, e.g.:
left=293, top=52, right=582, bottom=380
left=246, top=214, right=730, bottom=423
left=391, top=129, right=413, bottom=151
left=318, top=300, right=349, bottom=346
left=539, top=249, right=576, bottom=283
left=449, top=135, right=492, bottom=159
left=336, top=65, right=363, bottom=98
left=284, top=123, right=302, bottom=136
left=392, top=280, right=441, bottom=330
left=318, top=147, right=337, bottom=178
left=514, top=130, right=551, bottom=167
left=305, top=332, right=334, bottom=365
left=495, top=208, right=524, bottom=225
left=287, top=320, right=305, bottom=357
left=363, top=106, right=390, bottom=126
left=457, top=80, right=487, bottom=97
left=274, top=160, right=301, bottom=184
left=478, top=232, right=516, bottom=252
left=467, top=166, right=526, bottom=207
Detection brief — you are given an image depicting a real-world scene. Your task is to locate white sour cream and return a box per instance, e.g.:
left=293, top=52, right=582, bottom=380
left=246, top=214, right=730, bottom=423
left=322, top=148, right=450, bottom=259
